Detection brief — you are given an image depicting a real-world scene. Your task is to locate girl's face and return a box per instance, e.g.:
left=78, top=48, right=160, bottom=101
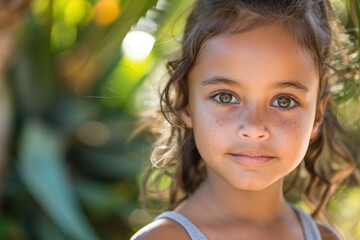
left=182, top=23, right=326, bottom=191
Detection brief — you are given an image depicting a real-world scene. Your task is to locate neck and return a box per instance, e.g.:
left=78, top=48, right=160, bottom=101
left=190, top=174, right=289, bottom=225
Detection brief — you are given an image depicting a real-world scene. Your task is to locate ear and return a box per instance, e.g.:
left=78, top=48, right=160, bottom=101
left=310, top=95, right=329, bottom=140
left=181, top=106, right=193, bottom=129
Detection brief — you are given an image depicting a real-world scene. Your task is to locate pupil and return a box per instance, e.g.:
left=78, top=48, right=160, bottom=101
left=220, top=94, right=232, bottom=103
left=278, top=98, right=290, bottom=107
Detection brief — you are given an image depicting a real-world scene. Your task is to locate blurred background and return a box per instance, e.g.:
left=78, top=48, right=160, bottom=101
left=0, top=0, right=359, bottom=239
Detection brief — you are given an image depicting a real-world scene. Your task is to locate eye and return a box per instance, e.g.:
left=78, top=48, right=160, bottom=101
left=213, top=92, right=240, bottom=104
left=272, top=96, right=298, bottom=109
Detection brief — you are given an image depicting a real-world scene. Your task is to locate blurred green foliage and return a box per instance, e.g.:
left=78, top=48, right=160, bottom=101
left=0, top=0, right=359, bottom=240
left=1, top=0, right=191, bottom=239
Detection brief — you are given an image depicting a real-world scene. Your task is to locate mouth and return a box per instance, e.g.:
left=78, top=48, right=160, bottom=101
left=228, top=152, right=275, bottom=165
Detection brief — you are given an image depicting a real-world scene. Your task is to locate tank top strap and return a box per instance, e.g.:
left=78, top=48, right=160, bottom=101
left=292, top=205, right=322, bottom=240
left=155, top=212, right=208, bottom=240
left=156, top=207, right=321, bottom=240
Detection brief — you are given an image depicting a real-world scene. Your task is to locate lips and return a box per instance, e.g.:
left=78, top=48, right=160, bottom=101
left=228, top=151, right=275, bottom=165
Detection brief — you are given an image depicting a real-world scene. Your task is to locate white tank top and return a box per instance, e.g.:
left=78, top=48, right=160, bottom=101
left=155, top=205, right=321, bottom=240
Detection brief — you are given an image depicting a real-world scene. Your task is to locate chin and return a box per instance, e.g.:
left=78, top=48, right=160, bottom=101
left=231, top=177, right=282, bottom=192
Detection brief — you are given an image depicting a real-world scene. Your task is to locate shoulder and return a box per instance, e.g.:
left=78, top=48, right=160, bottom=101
left=316, top=222, right=343, bottom=240
left=131, top=218, right=190, bottom=240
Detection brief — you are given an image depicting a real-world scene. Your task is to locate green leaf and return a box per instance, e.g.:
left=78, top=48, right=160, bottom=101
left=17, top=119, right=99, bottom=240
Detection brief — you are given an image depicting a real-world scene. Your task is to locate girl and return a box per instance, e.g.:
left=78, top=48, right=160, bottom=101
left=132, top=0, right=358, bottom=239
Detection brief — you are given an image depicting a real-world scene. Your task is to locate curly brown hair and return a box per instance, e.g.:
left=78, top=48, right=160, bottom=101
left=141, top=0, right=358, bottom=218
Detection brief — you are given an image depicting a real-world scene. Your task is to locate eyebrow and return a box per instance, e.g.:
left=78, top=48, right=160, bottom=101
left=201, top=76, right=309, bottom=92
left=201, top=77, right=240, bottom=87
left=272, top=81, right=309, bottom=92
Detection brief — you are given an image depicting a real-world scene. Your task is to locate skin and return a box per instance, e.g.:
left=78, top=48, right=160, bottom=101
left=132, top=23, right=340, bottom=240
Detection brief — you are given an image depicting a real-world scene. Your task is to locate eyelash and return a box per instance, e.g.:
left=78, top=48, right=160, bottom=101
left=211, top=91, right=240, bottom=105
left=271, top=95, right=300, bottom=110
left=211, top=92, right=300, bottom=110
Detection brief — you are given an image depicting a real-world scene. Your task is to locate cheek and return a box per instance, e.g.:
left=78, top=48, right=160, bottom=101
left=275, top=119, right=302, bottom=138
left=192, top=104, right=235, bottom=149
left=212, top=112, right=236, bottom=129
left=273, top=115, right=313, bottom=155
left=194, top=103, right=235, bottom=129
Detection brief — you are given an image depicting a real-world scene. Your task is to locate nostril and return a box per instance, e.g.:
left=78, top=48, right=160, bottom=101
left=238, top=123, right=269, bottom=140
left=239, top=129, right=269, bottom=140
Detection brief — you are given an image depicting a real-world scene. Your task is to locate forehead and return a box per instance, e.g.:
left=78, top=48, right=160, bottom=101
left=190, top=23, right=319, bottom=89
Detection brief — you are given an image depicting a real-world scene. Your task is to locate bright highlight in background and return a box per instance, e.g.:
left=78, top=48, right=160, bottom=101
left=122, top=30, right=155, bottom=61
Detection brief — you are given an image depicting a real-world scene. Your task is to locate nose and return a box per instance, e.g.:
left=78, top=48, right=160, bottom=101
left=237, top=105, right=269, bottom=140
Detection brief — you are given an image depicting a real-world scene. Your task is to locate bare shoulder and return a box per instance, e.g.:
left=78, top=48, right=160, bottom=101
left=317, top=222, right=343, bottom=240
left=131, top=218, right=189, bottom=240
